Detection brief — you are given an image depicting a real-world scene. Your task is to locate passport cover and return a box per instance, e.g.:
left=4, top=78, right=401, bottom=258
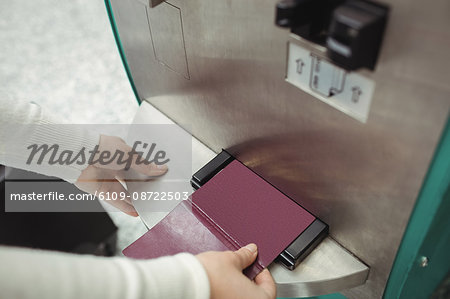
left=123, top=159, right=316, bottom=279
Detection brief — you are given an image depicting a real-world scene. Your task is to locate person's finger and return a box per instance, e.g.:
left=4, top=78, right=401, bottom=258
left=115, top=170, right=127, bottom=182
left=128, top=154, right=168, bottom=177
left=76, top=165, right=112, bottom=194
left=94, top=136, right=169, bottom=177
left=254, top=269, right=277, bottom=298
left=233, top=243, right=258, bottom=269
left=106, top=198, right=138, bottom=217
left=76, top=165, right=138, bottom=216
left=97, top=176, right=138, bottom=217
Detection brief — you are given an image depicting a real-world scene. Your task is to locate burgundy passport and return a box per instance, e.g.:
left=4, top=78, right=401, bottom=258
left=123, top=159, right=315, bottom=279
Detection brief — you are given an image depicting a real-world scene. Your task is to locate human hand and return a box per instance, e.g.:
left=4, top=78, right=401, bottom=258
left=196, top=244, right=276, bottom=299
left=75, top=135, right=168, bottom=216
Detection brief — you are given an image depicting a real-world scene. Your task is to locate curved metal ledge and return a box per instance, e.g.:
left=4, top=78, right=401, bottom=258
left=269, top=237, right=369, bottom=297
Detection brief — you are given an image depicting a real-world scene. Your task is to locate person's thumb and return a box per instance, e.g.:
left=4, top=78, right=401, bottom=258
left=234, top=243, right=258, bottom=269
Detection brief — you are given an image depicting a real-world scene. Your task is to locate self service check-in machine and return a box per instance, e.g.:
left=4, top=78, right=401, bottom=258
left=105, top=0, right=450, bottom=298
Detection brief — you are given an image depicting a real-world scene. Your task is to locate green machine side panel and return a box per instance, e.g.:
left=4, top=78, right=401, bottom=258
left=105, top=0, right=141, bottom=105
left=384, top=117, right=450, bottom=299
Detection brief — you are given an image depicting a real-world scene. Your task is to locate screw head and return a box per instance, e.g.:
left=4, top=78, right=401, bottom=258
left=419, top=256, right=429, bottom=268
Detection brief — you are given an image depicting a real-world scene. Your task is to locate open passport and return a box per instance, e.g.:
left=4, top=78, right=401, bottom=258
left=123, top=153, right=326, bottom=279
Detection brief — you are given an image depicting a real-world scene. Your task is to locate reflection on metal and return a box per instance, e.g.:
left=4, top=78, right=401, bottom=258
left=108, top=0, right=450, bottom=297
left=128, top=102, right=369, bottom=297
left=269, top=237, right=369, bottom=298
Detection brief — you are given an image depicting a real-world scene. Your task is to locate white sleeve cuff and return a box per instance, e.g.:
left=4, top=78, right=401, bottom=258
left=130, top=253, right=210, bottom=299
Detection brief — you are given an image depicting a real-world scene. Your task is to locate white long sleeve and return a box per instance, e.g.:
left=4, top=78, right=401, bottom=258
left=0, top=246, right=210, bottom=299
left=0, top=91, right=211, bottom=298
left=0, top=90, right=99, bottom=183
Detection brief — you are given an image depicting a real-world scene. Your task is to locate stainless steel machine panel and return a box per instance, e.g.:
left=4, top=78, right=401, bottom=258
left=110, top=0, right=450, bottom=297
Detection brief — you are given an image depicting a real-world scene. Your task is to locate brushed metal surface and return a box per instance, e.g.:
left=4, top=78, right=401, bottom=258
left=110, top=0, right=450, bottom=297
left=269, top=238, right=369, bottom=298
left=145, top=2, right=190, bottom=79
left=128, top=102, right=369, bottom=297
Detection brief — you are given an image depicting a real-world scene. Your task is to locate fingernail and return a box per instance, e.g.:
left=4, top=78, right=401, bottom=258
left=156, top=164, right=168, bottom=170
left=244, top=243, right=257, bottom=254
left=126, top=210, right=139, bottom=217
